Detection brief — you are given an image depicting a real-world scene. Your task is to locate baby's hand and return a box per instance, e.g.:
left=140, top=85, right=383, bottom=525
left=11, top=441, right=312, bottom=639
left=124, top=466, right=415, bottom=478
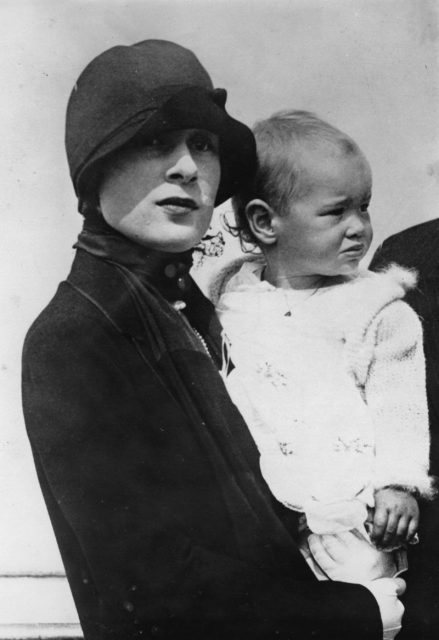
left=371, top=487, right=419, bottom=550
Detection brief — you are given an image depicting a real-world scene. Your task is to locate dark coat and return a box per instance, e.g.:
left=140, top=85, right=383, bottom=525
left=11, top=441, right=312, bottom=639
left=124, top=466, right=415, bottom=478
left=22, top=249, right=382, bottom=640
left=371, top=220, right=439, bottom=639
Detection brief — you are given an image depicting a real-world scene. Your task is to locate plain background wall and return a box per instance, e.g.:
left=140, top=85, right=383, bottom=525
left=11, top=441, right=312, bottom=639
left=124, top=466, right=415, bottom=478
left=1, top=0, right=438, bottom=573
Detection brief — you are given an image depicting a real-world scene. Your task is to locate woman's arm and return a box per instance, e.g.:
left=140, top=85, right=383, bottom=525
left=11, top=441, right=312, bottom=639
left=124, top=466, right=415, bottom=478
left=22, top=302, right=383, bottom=640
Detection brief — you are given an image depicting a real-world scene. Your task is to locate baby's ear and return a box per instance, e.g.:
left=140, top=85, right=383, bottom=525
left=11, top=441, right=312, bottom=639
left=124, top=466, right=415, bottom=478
left=245, top=199, right=277, bottom=246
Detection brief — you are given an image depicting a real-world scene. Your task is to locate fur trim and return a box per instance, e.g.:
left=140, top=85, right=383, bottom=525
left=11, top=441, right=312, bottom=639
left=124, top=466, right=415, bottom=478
left=209, top=259, right=418, bottom=306
left=341, top=264, right=419, bottom=339
left=373, top=474, right=436, bottom=501
left=372, top=262, right=418, bottom=292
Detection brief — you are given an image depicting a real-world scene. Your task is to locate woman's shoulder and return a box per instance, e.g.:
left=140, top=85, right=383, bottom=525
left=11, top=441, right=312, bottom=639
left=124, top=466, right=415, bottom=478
left=23, top=281, right=113, bottom=355
left=23, top=260, right=141, bottom=360
left=371, top=219, right=439, bottom=273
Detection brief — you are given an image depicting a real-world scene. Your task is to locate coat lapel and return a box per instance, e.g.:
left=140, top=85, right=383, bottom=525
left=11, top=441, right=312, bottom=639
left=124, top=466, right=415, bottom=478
left=65, top=249, right=308, bottom=575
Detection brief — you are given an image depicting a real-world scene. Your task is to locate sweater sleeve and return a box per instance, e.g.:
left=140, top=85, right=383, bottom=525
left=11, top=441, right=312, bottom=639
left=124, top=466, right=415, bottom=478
left=364, top=300, right=434, bottom=498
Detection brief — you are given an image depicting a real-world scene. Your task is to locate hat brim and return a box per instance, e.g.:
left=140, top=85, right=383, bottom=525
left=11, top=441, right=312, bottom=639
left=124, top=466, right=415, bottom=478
left=75, top=86, right=256, bottom=207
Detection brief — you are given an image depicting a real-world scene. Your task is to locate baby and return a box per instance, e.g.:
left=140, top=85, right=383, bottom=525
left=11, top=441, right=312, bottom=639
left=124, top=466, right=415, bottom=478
left=212, top=111, right=433, bottom=574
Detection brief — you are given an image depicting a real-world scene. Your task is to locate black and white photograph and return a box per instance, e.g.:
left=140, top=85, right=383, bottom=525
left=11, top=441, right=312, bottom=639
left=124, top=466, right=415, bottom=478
left=1, top=1, right=439, bottom=638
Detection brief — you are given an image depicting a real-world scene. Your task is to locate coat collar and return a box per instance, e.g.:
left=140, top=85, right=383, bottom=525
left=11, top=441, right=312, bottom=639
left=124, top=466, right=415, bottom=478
left=66, top=249, right=223, bottom=364
left=67, top=249, right=147, bottom=339
left=66, top=248, right=305, bottom=559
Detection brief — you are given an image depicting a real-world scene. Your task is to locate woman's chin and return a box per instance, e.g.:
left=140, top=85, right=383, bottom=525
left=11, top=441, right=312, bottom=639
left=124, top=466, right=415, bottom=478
left=129, top=232, right=202, bottom=254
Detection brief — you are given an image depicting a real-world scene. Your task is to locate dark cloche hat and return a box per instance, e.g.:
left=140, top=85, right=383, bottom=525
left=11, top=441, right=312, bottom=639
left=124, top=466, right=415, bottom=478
left=65, top=39, right=256, bottom=207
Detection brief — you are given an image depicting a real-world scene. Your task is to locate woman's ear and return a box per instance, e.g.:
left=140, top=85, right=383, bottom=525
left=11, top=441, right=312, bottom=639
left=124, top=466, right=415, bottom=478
left=245, top=199, right=278, bottom=246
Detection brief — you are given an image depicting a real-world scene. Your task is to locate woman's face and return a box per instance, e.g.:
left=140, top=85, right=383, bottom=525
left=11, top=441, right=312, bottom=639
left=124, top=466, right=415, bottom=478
left=99, top=129, right=221, bottom=252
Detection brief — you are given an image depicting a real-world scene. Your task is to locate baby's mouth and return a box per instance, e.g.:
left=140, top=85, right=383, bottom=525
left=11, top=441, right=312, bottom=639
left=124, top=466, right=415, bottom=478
left=342, top=244, right=364, bottom=256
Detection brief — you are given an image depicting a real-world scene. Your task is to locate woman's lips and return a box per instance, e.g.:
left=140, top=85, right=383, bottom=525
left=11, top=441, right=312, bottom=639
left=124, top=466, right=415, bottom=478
left=157, top=197, right=198, bottom=214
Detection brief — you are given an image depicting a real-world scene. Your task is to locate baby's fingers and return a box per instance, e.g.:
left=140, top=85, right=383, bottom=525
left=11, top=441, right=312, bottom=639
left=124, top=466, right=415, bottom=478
left=371, top=507, right=389, bottom=545
left=407, top=517, right=419, bottom=544
left=380, top=512, right=400, bottom=549
left=393, top=515, right=411, bottom=546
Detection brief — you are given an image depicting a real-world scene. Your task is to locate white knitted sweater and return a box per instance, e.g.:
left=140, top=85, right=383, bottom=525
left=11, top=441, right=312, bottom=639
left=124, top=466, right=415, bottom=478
left=212, top=258, right=433, bottom=534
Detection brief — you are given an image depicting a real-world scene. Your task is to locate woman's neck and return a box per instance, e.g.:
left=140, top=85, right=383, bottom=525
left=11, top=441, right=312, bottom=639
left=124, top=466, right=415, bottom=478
left=76, top=212, right=193, bottom=282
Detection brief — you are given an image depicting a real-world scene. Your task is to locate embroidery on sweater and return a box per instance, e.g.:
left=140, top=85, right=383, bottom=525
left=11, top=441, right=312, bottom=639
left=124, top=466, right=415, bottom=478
left=333, top=436, right=373, bottom=454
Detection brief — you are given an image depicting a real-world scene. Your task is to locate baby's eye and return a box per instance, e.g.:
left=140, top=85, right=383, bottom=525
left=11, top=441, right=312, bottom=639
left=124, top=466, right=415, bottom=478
left=323, top=207, right=344, bottom=217
left=360, top=202, right=370, bottom=213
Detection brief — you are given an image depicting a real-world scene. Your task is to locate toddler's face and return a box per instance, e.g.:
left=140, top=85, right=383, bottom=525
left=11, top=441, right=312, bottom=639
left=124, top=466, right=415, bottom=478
left=272, top=146, right=373, bottom=278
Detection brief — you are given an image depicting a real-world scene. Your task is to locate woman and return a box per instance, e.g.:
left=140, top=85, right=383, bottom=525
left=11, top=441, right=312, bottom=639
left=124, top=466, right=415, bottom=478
left=22, top=40, right=400, bottom=640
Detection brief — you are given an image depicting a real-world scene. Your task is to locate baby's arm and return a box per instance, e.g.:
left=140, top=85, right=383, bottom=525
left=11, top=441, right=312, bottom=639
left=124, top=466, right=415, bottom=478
left=365, top=300, right=433, bottom=501
left=371, top=486, right=419, bottom=549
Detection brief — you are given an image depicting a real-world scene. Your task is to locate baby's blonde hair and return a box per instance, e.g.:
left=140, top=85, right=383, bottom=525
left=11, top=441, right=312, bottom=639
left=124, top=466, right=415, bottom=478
left=231, top=110, right=363, bottom=249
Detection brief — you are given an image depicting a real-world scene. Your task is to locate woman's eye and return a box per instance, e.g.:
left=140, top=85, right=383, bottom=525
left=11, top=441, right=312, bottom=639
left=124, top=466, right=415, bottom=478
left=142, top=136, right=175, bottom=156
left=190, top=133, right=218, bottom=153
left=360, top=203, right=370, bottom=213
left=148, top=137, right=166, bottom=147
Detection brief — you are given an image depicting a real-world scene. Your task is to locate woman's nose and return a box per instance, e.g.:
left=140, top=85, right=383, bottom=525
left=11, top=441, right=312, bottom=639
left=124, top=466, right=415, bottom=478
left=166, top=146, right=198, bottom=184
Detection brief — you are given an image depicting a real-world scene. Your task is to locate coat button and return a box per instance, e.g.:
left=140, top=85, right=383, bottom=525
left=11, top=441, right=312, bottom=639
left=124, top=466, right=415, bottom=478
left=150, top=625, right=163, bottom=637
